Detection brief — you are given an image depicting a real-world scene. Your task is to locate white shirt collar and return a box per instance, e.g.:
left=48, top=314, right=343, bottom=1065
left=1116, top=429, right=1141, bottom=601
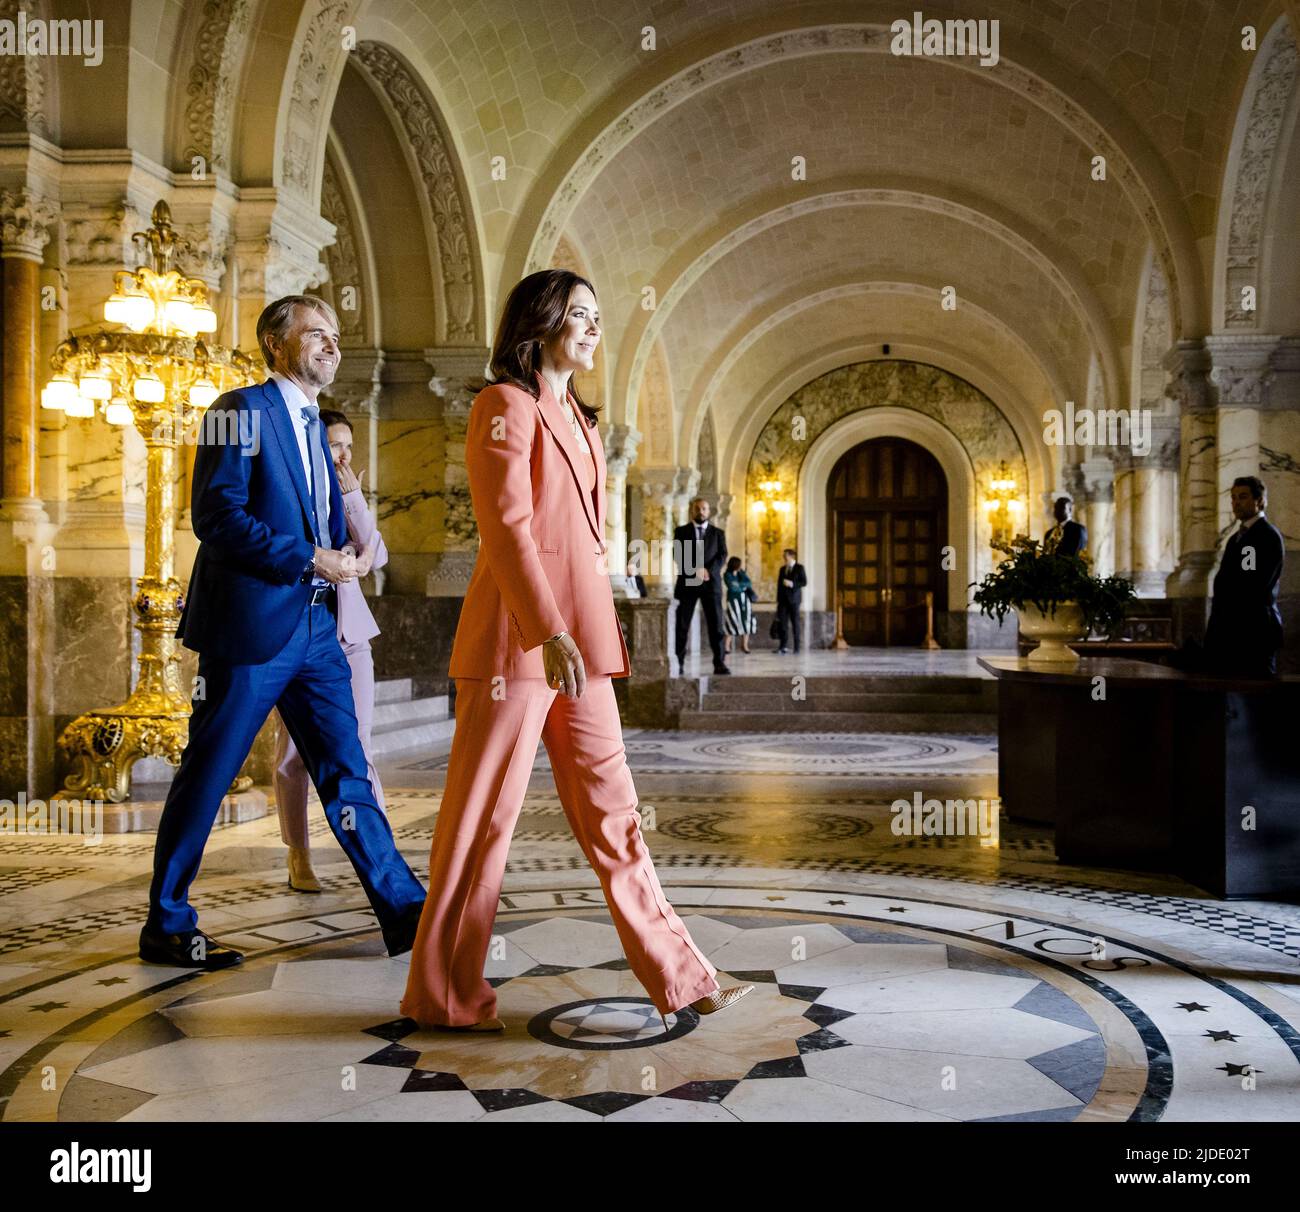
left=270, top=372, right=312, bottom=417
left=1239, top=511, right=1264, bottom=531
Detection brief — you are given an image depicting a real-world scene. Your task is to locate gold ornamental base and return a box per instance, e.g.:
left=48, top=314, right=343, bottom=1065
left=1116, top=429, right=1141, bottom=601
left=55, top=689, right=254, bottom=807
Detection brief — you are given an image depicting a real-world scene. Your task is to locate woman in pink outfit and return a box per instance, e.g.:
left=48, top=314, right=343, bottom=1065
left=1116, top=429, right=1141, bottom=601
left=400, top=269, right=753, bottom=1032
left=273, top=409, right=388, bottom=892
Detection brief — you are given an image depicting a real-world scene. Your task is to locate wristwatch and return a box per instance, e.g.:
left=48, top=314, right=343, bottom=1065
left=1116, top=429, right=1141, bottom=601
left=300, top=553, right=317, bottom=584
left=545, top=631, right=569, bottom=645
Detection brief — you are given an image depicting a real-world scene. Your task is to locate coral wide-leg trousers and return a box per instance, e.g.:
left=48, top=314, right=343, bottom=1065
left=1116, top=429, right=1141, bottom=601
left=400, top=675, right=719, bottom=1026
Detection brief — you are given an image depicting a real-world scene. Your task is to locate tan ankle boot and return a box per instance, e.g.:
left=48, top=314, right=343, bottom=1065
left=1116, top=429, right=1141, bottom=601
left=287, top=845, right=322, bottom=893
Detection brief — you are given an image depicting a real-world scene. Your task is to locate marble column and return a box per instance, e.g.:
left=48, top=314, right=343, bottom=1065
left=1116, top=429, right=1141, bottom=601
left=1207, top=334, right=1300, bottom=614
left=0, top=189, right=57, bottom=797
left=0, top=189, right=55, bottom=527
left=322, top=349, right=385, bottom=590
left=1112, top=455, right=1134, bottom=581
left=602, top=423, right=640, bottom=595
left=1129, top=419, right=1180, bottom=596
left=1077, top=456, right=1115, bottom=577
left=1164, top=340, right=1218, bottom=600
left=425, top=348, right=490, bottom=597
left=636, top=474, right=678, bottom=599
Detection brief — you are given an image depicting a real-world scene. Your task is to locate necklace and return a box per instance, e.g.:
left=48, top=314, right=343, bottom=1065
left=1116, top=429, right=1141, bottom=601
left=560, top=395, right=590, bottom=452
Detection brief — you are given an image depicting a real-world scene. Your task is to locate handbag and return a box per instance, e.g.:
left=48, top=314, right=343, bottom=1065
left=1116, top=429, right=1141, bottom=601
left=745, top=586, right=758, bottom=603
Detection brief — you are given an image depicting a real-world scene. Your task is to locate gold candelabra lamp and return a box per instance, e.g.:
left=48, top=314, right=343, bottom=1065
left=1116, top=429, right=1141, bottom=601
left=982, top=460, right=1026, bottom=552
left=751, top=472, right=792, bottom=550
left=44, top=201, right=261, bottom=802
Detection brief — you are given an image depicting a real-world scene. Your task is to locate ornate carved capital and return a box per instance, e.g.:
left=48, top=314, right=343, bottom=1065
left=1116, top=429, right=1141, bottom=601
left=1078, top=457, right=1115, bottom=504
left=638, top=474, right=678, bottom=507
left=602, top=423, right=641, bottom=476
left=1162, top=339, right=1213, bottom=413
left=321, top=348, right=384, bottom=418
left=0, top=188, right=57, bottom=260
left=672, top=466, right=701, bottom=507
left=177, top=218, right=232, bottom=289
left=426, top=347, right=489, bottom=416
left=234, top=233, right=327, bottom=301
left=1207, top=333, right=1282, bottom=407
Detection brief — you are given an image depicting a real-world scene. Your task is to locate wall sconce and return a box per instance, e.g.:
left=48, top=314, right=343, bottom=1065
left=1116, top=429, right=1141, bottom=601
left=982, top=460, right=1025, bottom=550
left=752, top=476, right=791, bottom=549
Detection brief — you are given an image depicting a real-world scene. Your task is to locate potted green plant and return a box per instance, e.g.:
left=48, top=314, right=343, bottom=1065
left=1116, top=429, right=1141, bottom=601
left=969, top=537, right=1137, bottom=665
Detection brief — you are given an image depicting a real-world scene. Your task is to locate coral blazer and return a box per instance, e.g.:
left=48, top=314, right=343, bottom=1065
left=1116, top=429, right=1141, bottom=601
left=448, top=370, right=630, bottom=680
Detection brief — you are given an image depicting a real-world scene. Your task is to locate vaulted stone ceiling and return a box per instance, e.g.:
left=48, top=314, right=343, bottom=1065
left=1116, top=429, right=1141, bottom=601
left=31, top=0, right=1294, bottom=478
left=331, top=0, right=1289, bottom=463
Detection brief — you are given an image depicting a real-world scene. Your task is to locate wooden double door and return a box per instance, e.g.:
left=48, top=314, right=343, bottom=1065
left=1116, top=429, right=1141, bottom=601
left=830, top=438, right=947, bottom=646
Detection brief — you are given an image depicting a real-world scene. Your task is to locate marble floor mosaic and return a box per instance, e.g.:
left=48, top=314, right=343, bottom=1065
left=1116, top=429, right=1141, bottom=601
left=2, top=729, right=1298, bottom=1123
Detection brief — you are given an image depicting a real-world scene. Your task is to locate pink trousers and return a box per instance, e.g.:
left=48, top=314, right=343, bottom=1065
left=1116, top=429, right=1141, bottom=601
left=399, top=675, right=719, bottom=1025
left=273, top=639, right=384, bottom=848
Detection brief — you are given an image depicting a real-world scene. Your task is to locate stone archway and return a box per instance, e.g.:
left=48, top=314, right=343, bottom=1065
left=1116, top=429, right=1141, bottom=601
left=827, top=437, right=949, bottom=646
left=746, top=361, right=1027, bottom=629
left=798, top=407, right=977, bottom=625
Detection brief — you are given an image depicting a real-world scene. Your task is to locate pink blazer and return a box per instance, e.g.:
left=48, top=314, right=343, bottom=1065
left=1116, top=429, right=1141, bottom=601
left=448, top=370, right=630, bottom=680
left=337, top=488, right=386, bottom=646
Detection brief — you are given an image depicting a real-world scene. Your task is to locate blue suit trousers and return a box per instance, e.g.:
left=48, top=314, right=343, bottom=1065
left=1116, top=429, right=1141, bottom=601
left=147, top=597, right=425, bottom=935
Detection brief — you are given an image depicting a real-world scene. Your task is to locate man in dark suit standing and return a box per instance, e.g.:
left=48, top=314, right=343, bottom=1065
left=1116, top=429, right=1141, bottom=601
left=1044, top=496, right=1088, bottom=556
left=140, top=295, right=426, bottom=970
left=673, top=496, right=730, bottom=675
left=1204, top=476, right=1285, bottom=676
left=775, top=548, right=807, bottom=653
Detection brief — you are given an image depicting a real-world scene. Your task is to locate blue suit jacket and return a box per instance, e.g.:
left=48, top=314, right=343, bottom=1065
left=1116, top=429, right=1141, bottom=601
left=177, top=380, right=347, bottom=664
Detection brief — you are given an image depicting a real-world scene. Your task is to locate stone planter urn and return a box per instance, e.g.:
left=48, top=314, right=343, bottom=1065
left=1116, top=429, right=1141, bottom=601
left=1017, top=602, right=1087, bottom=666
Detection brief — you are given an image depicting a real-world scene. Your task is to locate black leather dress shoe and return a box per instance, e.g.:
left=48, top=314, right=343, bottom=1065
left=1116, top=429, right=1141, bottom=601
left=139, top=926, right=243, bottom=970
left=713, top=664, right=732, bottom=675
left=382, top=904, right=425, bottom=957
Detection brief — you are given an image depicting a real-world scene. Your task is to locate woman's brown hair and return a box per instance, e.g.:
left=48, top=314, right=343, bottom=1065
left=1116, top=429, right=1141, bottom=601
left=479, top=269, right=602, bottom=427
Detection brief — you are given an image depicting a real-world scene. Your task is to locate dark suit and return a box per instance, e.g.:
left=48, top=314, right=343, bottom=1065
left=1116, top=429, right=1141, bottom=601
left=1048, top=519, right=1088, bottom=557
left=775, top=561, right=807, bottom=652
left=673, top=520, right=727, bottom=669
left=1204, top=515, right=1285, bottom=676
left=149, top=380, right=425, bottom=942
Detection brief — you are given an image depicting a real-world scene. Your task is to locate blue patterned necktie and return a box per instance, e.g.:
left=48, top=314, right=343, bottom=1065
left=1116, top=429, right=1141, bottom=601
left=300, top=404, right=331, bottom=547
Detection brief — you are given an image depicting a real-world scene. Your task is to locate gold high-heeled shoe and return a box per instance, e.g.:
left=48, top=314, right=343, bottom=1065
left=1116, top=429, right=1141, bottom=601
left=661, top=983, right=755, bottom=1031
left=286, top=845, right=322, bottom=893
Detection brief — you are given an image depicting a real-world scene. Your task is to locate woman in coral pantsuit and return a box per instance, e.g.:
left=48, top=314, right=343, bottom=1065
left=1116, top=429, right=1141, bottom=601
left=400, top=270, right=752, bottom=1031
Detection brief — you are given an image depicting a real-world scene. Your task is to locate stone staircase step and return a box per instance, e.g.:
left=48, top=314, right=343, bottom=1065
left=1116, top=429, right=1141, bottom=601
left=369, top=689, right=453, bottom=755
left=683, top=671, right=996, bottom=733
left=373, top=677, right=414, bottom=705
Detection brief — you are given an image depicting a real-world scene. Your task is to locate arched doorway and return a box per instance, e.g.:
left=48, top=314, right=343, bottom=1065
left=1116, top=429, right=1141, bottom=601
left=828, top=437, right=948, bottom=645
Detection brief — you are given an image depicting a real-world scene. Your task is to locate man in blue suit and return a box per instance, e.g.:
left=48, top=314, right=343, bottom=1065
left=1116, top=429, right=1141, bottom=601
left=141, top=295, right=426, bottom=969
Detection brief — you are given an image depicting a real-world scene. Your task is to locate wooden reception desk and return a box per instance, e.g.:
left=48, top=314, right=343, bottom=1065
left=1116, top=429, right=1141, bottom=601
left=978, top=657, right=1300, bottom=900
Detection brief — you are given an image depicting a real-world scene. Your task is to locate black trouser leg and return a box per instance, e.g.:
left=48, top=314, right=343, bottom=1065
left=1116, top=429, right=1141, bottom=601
left=700, top=588, right=726, bottom=666
left=674, top=593, right=697, bottom=665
